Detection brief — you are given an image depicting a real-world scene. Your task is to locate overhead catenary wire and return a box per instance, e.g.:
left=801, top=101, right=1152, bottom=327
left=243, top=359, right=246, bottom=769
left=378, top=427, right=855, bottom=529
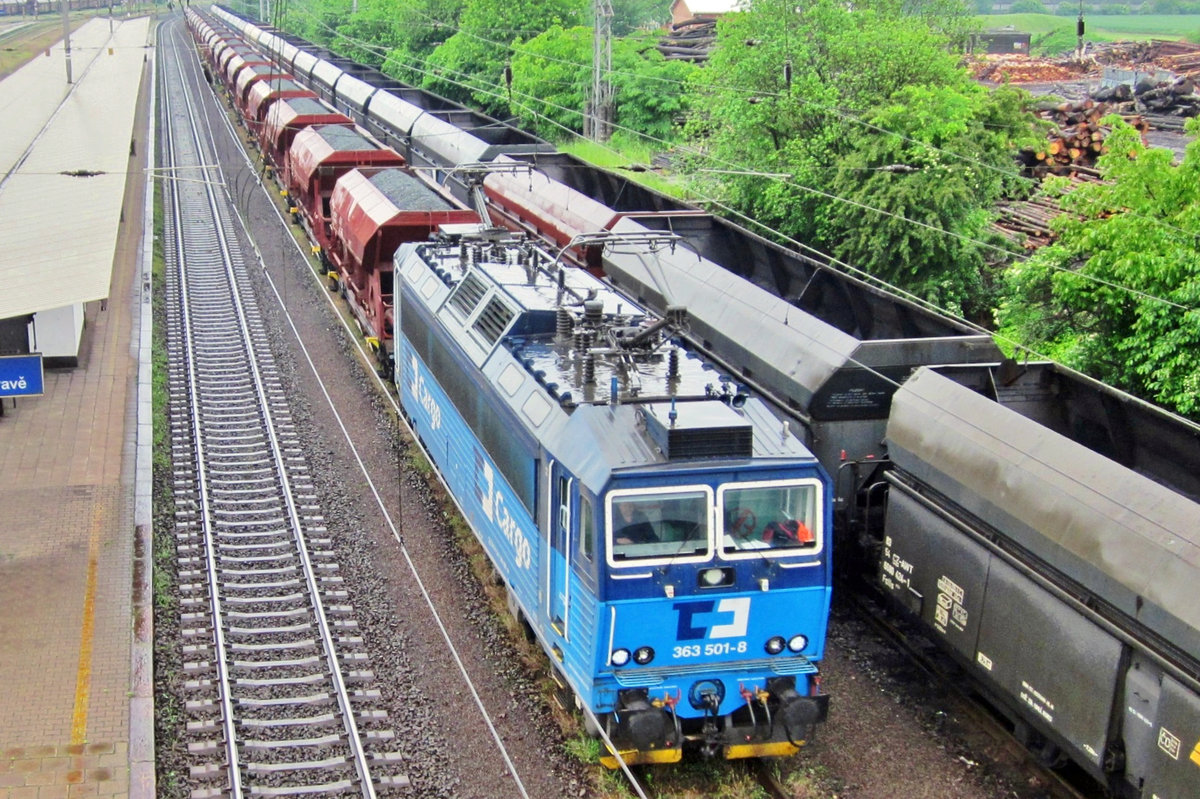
left=350, top=0, right=1200, bottom=248
left=292, top=11, right=1200, bottom=321
left=262, top=10, right=1043, bottom=362
left=256, top=0, right=1198, bottom=366
left=219, top=5, right=1200, bottom=513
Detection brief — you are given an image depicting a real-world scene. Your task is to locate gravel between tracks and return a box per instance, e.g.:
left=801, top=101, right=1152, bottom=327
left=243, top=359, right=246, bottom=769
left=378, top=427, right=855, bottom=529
left=230, top=192, right=584, bottom=799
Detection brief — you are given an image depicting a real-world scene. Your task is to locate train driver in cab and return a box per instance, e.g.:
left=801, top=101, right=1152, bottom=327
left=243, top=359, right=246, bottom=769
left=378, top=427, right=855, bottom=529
left=614, top=500, right=658, bottom=546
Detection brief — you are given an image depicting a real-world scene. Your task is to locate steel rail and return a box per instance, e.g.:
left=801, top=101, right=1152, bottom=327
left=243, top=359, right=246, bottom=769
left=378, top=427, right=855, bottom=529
left=160, top=29, right=245, bottom=799
left=168, top=27, right=379, bottom=799
left=160, top=22, right=381, bottom=798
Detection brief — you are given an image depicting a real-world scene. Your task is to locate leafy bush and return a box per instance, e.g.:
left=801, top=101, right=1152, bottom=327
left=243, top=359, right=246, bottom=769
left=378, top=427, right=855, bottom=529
left=996, top=119, right=1200, bottom=419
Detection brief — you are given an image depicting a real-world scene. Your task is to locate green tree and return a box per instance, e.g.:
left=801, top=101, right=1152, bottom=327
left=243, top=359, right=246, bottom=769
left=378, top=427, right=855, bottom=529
left=612, top=0, right=668, bottom=34
left=336, top=0, right=465, bottom=76
left=825, top=85, right=1030, bottom=315
left=508, top=27, right=697, bottom=141
left=683, top=0, right=1028, bottom=315
left=996, top=119, right=1200, bottom=418
left=281, top=0, right=351, bottom=47
left=508, top=26, right=591, bottom=137
left=610, top=39, right=697, bottom=142
left=422, top=0, right=588, bottom=113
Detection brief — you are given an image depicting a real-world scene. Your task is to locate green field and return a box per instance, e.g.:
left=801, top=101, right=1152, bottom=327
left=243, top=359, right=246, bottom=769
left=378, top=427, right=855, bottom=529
left=977, top=13, right=1200, bottom=40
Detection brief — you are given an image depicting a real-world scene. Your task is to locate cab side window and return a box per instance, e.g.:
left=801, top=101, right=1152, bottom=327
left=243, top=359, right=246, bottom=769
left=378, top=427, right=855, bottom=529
left=578, top=494, right=594, bottom=561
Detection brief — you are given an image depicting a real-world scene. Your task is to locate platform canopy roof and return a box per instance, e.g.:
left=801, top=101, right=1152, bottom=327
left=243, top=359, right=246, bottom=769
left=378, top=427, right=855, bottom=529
left=0, top=17, right=150, bottom=321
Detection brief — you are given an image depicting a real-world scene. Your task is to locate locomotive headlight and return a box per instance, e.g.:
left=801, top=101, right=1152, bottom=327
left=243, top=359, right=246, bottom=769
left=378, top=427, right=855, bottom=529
left=699, top=567, right=733, bottom=587
left=610, top=648, right=631, bottom=667
left=634, top=646, right=655, bottom=665
left=764, top=636, right=786, bottom=655
left=788, top=634, right=808, bottom=653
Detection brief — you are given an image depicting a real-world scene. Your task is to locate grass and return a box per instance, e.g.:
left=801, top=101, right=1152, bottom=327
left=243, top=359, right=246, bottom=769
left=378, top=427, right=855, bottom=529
left=561, top=136, right=693, bottom=201
left=150, top=191, right=177, bottom=613
left=977, top=12, right=1200, bottom=40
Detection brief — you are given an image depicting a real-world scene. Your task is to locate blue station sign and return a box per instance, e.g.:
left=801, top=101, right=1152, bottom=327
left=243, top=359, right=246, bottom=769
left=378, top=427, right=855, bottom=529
left=0, top=354, right=44, bottom=397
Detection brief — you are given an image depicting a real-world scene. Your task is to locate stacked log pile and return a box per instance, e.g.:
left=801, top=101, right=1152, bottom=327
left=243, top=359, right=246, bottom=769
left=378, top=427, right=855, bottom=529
left=993, top=193, right=1070, bottom=250
left=657, top=18, right=717, bottom=62
left=991, top=175, right=1095, bottom=251
left=971, top=55, right=1090, bottom=84
left=1158, top=44, right=1200, bottom=76
left=1135, top=78, right=1200, bottom=130
left=1086, top=39, right=1200, bottom=74
left=1090, top=76, right=1199, bottom=131
left=1019, top=99, right=1149, bottom=178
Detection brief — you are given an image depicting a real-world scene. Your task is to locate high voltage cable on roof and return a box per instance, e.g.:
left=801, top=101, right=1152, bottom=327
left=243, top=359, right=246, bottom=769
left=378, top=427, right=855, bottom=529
left=270, top=2, right=1198, bottom=319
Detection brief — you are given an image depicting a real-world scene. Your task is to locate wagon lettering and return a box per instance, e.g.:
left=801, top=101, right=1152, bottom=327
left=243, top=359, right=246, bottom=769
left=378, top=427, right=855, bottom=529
left=1158, top=727, right=1181, bottom=760
left=478, top=461, right=532, bottom=571
left=408, top=354, right=441, bottom=430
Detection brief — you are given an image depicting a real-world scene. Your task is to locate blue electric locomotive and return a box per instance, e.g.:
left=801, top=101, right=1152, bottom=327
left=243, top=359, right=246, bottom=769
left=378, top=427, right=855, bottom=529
left=392, top=223, right=832, bottom=764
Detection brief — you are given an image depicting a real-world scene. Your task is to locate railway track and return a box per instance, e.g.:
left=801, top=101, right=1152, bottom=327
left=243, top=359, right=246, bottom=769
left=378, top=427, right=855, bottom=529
left=158, top=22, right=408, bottom=798
left=847, top=594, right=1095, bottom=799
left=164, top=14, right=1103, bottom=799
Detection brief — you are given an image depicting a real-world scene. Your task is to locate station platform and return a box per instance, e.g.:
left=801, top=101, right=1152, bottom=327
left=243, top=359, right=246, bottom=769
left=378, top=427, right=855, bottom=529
left=0, top=16, right=156, bottom=799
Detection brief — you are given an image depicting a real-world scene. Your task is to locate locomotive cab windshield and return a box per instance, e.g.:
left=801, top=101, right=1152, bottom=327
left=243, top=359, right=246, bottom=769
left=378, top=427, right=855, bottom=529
left=606, top=479, right=823, bottom=565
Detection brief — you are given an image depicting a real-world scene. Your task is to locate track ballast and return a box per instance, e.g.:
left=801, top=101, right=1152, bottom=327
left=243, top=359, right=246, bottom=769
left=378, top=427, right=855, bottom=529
left=158, top=21, right=408, bottom=799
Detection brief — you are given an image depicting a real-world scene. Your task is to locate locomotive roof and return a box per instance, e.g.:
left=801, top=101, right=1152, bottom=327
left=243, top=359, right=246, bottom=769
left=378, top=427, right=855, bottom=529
left=409, top=230, right=738, bottom=406
left=556, top=399, right=807, bottom=491
left=396, top=228, right=818, bottom=490
left=887, top=367, right=1200, bottom=667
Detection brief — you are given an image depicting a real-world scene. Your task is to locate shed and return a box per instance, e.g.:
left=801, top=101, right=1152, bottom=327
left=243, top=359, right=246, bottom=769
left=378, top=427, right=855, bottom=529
left=969, top=30, right=1032, bottom=55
